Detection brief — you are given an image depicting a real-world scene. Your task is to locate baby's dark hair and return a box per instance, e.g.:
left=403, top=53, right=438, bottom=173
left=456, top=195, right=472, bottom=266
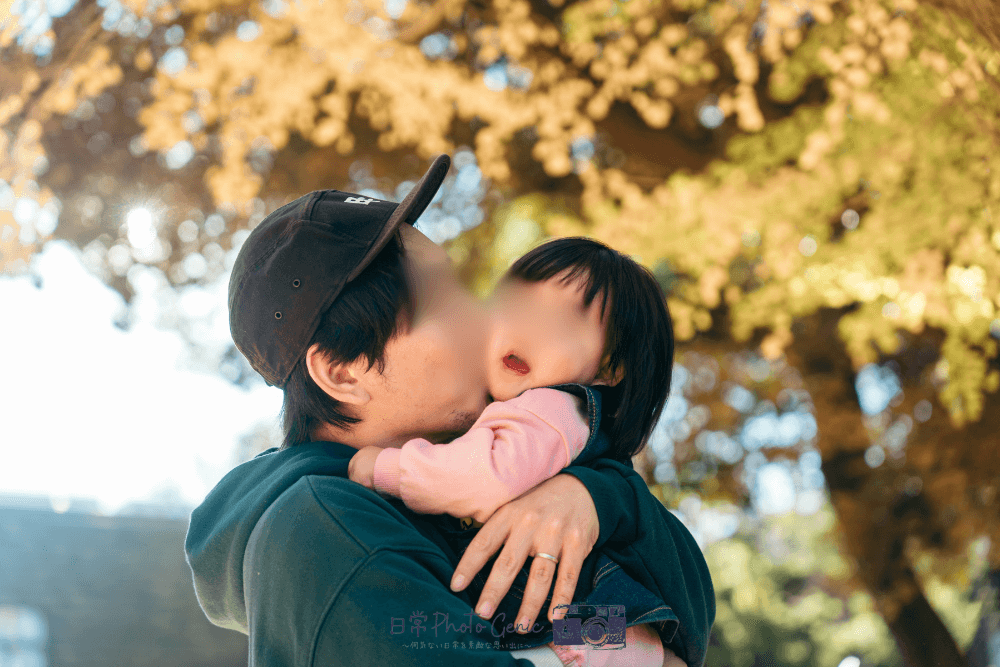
left=505, top=237, right=674, bottom=460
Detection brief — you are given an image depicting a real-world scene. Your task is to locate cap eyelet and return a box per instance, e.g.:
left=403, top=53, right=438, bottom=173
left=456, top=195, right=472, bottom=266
left=292, top=279, right=301, bottom=288
left=274, top=311, right=282, bottom=320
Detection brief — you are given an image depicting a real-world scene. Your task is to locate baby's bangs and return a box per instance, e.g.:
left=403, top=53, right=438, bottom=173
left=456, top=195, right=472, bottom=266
left=506, top=237, right=620, bottom=318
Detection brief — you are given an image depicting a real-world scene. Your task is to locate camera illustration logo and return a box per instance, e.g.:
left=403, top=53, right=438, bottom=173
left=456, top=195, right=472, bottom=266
left=552, top=604, right=626, bottom=649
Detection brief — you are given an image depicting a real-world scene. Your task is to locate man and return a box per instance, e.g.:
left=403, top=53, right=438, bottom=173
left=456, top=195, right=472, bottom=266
left=186, top=155, right=713, bottom=666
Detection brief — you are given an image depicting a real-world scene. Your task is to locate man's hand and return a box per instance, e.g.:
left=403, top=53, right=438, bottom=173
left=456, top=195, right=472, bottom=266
left=449, top=473, right=599, bottom=633
left=348, top=446, right=381, bottom=489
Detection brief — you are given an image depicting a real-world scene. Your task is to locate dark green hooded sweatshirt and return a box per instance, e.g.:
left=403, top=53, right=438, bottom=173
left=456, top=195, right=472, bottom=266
left=185, top=442, right=714, bottom=666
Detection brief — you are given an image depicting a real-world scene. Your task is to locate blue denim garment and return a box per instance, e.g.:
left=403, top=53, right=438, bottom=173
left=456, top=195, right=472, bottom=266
left=435, top=384, right=679, bottom=650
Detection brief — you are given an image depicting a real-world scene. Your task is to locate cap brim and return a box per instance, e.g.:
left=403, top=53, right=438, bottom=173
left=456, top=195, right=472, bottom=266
left=347, top=154, right=451, bottom=282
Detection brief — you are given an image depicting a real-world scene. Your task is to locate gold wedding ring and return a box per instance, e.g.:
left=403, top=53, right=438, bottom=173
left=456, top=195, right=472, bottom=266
left=534, top=552, right=559, bottom=564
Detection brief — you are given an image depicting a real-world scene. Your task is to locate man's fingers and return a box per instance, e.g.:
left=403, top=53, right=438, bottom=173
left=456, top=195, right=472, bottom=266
left=451, top=518, right=509, bottom=592
left=547, top=545, right=583, bottom=622
left=450, top=474, right=599, bottom=632
left=472, top=540, right=530, bottom=619
left=513, top=555, right=558, bottom=633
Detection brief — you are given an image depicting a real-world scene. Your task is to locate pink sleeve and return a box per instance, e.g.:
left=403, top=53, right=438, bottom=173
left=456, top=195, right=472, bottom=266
left=372, top=388, right=590, bottom=522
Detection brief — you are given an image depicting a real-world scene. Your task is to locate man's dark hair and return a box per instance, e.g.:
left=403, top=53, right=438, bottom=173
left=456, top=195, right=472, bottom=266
left=280, top=232, right=412, bottom=448
left=506, top=237, right=675, bottom=459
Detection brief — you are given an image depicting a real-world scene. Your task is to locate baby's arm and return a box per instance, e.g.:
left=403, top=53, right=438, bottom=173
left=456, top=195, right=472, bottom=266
left=371, top=388, right=590, bottom=523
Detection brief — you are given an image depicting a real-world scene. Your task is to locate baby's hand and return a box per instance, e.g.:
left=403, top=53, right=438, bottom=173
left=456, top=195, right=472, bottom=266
left=348, top=446, right=382, bottom=489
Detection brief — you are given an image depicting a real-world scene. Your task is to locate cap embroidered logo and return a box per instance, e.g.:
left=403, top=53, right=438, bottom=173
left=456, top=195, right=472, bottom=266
left=344, top=197, right=377, bottom=205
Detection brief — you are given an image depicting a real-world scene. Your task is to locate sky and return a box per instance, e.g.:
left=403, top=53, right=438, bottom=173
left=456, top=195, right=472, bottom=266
left=1, top=240, right=283, bottom=515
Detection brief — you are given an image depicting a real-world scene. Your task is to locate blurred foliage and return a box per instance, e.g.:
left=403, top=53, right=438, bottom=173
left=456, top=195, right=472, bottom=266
left=646, top=346, right=993, bottom=666
left=705, top=507, right=901, bottom=667
left=3, top=0, right=998, bottom=425
left=3, top=0, right=1000, bottom=664
left=703, top=505, right=989, bottom=666
left=541, top=1, right=1000, bottom=431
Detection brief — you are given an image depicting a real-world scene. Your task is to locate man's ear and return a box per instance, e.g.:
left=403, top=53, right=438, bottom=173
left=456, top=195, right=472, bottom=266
left=305, top=344, right=372, bottom=405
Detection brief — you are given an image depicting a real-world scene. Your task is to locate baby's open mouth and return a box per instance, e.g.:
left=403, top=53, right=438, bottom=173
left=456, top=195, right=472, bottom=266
left=503, top=353, right=530, bottom=375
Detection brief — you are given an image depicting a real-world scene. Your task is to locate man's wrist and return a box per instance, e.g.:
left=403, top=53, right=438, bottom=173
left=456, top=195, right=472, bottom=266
left=550, top=471, right=599, bottom=542
left=558, top=463, right=638, bottom=548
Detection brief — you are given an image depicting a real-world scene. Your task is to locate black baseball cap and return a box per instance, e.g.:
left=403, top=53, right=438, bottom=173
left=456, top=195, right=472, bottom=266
left=228, top=154, right=451, bottom=387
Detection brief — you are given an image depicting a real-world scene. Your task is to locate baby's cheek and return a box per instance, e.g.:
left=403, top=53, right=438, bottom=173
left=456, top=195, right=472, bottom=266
left=485, top=370, right=505, bottom=401
left=486, top=374, right=520, bottom=403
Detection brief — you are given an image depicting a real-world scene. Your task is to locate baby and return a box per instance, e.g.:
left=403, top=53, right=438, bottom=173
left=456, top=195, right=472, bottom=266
left=349, top=237, right=678, bottom=667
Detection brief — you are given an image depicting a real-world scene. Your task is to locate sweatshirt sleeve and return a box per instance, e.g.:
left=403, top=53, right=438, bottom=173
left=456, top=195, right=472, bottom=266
left=559, top=457, right=716, bottom=667
left=372, top=388, right=589, bottom=523
left=557, top=461, right=641, bottom=549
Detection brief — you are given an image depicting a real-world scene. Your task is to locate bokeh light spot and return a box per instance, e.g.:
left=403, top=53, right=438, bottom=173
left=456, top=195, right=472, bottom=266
left=799, top=235, right=817, bottom=256
left=182, top=110, right=204, bottom=133
left=723, top=383, right=755, bottom=413
left=855, top=363, right=901, bottom=415
left=882, top=301, right=902, bottom=319
left=454, top=164, right=482, bottom=193
left=841, top=209, right=860, bottom=229
left=571, top=137, right=595, bottom=162
left=182, top=253, right=208, bottom=280
left=177, top=219, right=199, bottom=243
left=754, top=463, right=796, bottom=515
left=236, top=20, right=260, bottom=41
left=128, top=135, right=148, bottom=157
left=384, top=0, right=407, bottom=19
left=47, top=0, right=76, bottom=17
left=698, top=104, right=725, bottom=129
left=204, top=214, right=226, bottom=237
left=483, top=62, right=508, bottom=91
left=262, top=0, right=286, bottom=17
left=864, top=445, right=885, bottom=468
left=34, top=201, right=60, bottom=236
left=107, top=244, right=133, bottom=275
left=13, top=197, right=40, bottom=226
left=420, top=32, right=454, bottom=60
left=158, top=47, right=188, bottom=75
left=164, top=141, right=195, bottom=170
left=125, top=208, right=156, bottom=249
left=914, top=399, right=933, bottom=422
left=164, top=24, right=185, bottom=46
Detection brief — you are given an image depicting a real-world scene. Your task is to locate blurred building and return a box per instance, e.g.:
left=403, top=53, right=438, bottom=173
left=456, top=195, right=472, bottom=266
left=0, top=503, right=246, bottom=667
